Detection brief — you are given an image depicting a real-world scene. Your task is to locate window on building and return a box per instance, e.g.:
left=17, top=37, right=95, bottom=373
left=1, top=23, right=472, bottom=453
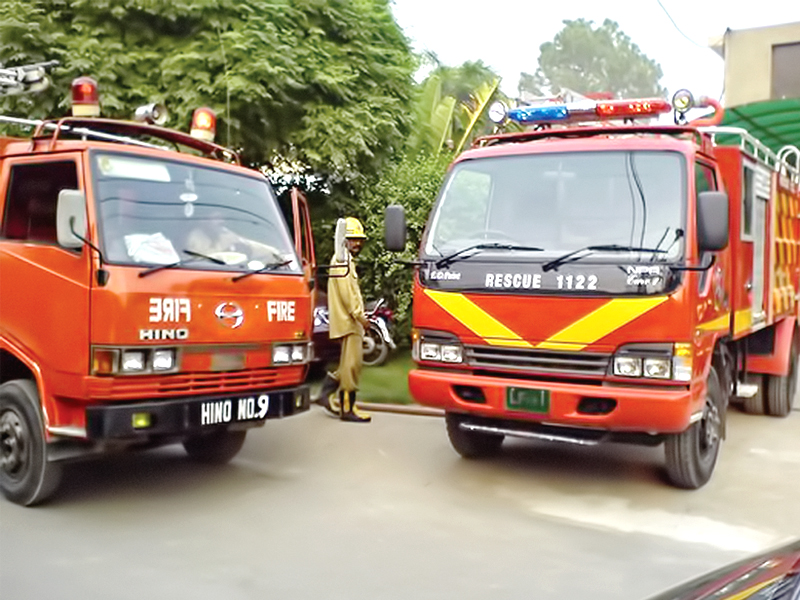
left=772, top=42, right=800, bottom=99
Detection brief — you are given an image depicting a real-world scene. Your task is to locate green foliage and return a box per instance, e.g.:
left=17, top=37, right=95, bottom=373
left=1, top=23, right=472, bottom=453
left=331, top=152, right=452, bottom=346
left=0, top=0, right=415, bottom=184
left=519, top=19, right=666, bottom=99
left=408, top=61, right=501, bottom=156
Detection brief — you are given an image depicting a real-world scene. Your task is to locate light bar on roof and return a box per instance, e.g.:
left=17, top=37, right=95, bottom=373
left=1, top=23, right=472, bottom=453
left=506, top=97, right=671, bottom=126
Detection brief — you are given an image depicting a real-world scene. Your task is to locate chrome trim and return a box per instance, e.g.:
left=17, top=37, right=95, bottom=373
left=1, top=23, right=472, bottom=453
left=460, top=422, right=600, bottom=446
left=47, top=425, right=87, bottom=438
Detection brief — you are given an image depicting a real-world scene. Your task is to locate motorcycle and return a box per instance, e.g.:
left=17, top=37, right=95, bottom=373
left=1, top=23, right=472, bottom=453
left=311, top=297, right=396, bottom=370
left=362, top=298, right=396, bottom=367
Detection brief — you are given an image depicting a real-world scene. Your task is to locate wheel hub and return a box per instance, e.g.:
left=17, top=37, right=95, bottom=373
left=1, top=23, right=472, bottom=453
left=362, top=336, right=377, bottom=354
left=0, top=409, right=27, bottom=477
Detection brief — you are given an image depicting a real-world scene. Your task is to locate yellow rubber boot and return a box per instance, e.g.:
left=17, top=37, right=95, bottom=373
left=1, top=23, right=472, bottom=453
left=340, top=391, right=371, bottom=423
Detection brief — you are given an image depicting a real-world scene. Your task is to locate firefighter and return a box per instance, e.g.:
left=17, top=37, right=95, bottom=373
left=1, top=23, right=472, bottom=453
left=316, top=217, right=371, bottom=422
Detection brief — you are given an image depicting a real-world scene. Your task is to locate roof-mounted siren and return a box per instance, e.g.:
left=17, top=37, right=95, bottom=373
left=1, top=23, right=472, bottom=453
left=488, top=100, right=509, bottom=126
left=190, top=107, right=216, bottom=142
left=71, top=76, right=100, bottom=117
left=134, top=103, right=169, bottom=126
left=672, top=89, right=724, bottom=126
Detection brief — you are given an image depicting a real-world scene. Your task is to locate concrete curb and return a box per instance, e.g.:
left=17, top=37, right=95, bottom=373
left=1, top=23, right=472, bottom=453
left=358, top=403, right=444, bottom=418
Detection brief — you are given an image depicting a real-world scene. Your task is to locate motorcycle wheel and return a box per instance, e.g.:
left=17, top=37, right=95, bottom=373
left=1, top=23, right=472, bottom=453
left=362, top=324, right=389, bottom=367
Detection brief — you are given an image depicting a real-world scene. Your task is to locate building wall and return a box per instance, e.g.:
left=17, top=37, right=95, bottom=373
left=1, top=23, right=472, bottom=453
left=718, top=22, right=800, bottom=107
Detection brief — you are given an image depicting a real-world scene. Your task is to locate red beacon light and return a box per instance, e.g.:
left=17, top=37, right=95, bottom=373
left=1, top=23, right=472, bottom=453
left=595, top=98, right=671, bottom=119
left=190, top=107, right=216, bottom=142
left=71, top=76, right=100, bottom=117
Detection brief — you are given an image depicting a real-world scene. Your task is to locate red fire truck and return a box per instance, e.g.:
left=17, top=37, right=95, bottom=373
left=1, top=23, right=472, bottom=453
left=0, top=66, right=316, bottom=505
left=385, top=91, right=800, bottom=489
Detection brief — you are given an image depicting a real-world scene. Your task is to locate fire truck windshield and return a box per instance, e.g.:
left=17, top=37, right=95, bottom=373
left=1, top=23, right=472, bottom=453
left=425, top=150, right=686, bottom=264
left=93, top=152, right=301, bottom=273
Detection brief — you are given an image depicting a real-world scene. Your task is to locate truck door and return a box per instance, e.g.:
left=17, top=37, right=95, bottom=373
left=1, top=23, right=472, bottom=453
left=0, top=156, right=91, bottom=396
left=290, top=187, right=316, bottom=287
left=742, top=161, right=770, bottom=326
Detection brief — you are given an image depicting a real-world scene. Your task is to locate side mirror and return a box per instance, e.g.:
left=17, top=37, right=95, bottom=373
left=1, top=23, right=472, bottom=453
left=56, top=189, right=87, bottom=249
left=385, top=205, right=406, bottom=251
left=697, top=190, right=728, bottom=252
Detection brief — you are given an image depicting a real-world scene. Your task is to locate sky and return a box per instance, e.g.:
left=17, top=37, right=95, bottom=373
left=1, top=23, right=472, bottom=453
left=391, top=0, right=800, bottom=104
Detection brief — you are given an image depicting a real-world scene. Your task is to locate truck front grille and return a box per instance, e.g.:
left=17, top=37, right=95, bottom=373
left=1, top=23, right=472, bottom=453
left=89, top=367, right=304, bottom=401
left=465, top=345, right=611, bottom=378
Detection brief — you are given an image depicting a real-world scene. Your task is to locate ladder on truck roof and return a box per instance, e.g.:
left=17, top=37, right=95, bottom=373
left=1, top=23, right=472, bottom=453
left=701, top=126, right=800, bottom=184
left=0, top=60, right=58, bottom=96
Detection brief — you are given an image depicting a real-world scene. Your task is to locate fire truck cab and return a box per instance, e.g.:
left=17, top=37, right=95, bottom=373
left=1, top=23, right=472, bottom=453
left=0, top=71, right=316, bottom=505
left=386, top=92, right=800, bottom=489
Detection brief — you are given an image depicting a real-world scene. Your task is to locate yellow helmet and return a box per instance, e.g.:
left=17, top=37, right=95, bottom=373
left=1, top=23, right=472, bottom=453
left=344, top=216, right=366, bottom=239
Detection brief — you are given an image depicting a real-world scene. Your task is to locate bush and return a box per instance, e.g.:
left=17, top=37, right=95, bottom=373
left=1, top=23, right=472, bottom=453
left=328, top=151, right=452, bottom=347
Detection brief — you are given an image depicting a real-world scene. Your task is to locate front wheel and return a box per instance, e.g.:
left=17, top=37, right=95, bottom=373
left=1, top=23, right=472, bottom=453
left=183, top=429, right=247, bottom=464
left=0, top=379, right=62, bottom=506
left=664, top=368, right=723, bottom=489
left=445, top=413, right=504, bottom=459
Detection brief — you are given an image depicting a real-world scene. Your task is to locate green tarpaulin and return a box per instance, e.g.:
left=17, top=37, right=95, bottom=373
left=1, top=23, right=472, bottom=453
left=721, top=98, right=800, bottom=155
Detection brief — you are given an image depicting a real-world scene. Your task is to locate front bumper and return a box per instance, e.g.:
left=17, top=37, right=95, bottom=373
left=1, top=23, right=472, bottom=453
left=409, top=369, right=701, bottom=434
left=85, top=384, right=311, bottom=441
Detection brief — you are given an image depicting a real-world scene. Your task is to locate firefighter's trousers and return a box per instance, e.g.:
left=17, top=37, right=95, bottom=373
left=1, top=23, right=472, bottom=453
left=333, top=332, right=363, bottom=392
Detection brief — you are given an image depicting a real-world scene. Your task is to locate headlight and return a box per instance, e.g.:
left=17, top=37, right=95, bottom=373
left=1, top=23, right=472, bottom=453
left=272, top=345, right=291, bottom=364
left=612, top=343, right=693, bottom=381
left=613, top=356, right=642, bottom=377
left=152, top=349, right=176, bottom=371
left=643, top=357, right=671, bottom=379
left=272, top=342, right=312, bottom=366
left=291, top=344, right=307, bottom=362
left=93, top=347, right=180, bottom=375
left=121, top=350, right=146, bottom=373
left=415, top=331, right=464, bottom=364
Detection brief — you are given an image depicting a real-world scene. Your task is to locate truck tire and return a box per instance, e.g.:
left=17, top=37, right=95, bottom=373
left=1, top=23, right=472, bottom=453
left=764, top=342, right=796, bottom=417
left=664, top=368, right=723, bottom=489
left=183, top=429, right=247, bottom=464
left=445, top=413, right=504, bottom=459
left=741, top=374, right=766, bottom=415
left=0, top=379, right=62, bottom=506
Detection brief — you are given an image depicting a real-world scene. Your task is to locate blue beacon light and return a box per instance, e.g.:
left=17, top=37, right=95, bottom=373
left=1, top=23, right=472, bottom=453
left=508, top=104, right=569, bottom=124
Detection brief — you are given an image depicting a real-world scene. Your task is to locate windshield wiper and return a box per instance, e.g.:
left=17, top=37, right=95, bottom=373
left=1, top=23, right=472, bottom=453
left=232, top=259, right=293, bottom=282
left=541, top=244, right=668, bottom=272
left=138, top=249, right=226, bottom=278
left=435, top=242, right=543, bottom=268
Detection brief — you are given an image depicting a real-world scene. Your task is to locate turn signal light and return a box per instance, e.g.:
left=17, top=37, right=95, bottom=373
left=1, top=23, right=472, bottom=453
left=71, top=76, right=100, bottom=117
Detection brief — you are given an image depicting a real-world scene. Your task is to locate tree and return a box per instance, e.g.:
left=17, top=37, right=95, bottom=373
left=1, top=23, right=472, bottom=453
left=0, top=0, right=415, bottom=184
left=519, top=19, right=666, bottom=99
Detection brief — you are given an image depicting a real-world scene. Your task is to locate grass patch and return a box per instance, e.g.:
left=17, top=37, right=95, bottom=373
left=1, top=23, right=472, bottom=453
left=359, top=350, right=414, bottom=404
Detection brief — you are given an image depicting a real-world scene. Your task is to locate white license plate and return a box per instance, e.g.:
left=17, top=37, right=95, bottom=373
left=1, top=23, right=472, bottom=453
left=198, top=394, right=270, bottom=426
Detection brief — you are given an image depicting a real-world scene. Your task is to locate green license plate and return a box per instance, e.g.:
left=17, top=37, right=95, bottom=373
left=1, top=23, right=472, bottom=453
left=506, top=387, right=550, bottom=414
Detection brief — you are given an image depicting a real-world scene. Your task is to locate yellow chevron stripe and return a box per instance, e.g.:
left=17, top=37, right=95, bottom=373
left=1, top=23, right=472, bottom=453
left=426, top=289, right=669, bottom=351
left=733, top=308, right=753, bottom=336
left=536, top=297, right=669, bottom=351
left=697, top=313, right=730, bottom=332
left=424, top=289, right=533, bottom=347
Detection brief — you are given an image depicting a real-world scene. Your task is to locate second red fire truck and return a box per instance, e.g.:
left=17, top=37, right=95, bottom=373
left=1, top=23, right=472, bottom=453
left=386, top=91, right=800, bottom=489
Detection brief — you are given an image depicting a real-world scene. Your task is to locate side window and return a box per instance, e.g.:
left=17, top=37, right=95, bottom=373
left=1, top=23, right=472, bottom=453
left=741, top=164, right=754, bottom=239
left=1, top=161, right=79, bottom=244
left=695, top=162, right=717, bottom=196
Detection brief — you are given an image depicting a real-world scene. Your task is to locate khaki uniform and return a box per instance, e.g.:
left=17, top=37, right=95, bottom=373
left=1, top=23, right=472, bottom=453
left=327, top=253, right=365, bottom=392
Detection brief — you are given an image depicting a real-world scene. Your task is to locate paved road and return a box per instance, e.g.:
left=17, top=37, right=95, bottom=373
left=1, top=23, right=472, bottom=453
left=1, top=402, right=798, bottom=600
